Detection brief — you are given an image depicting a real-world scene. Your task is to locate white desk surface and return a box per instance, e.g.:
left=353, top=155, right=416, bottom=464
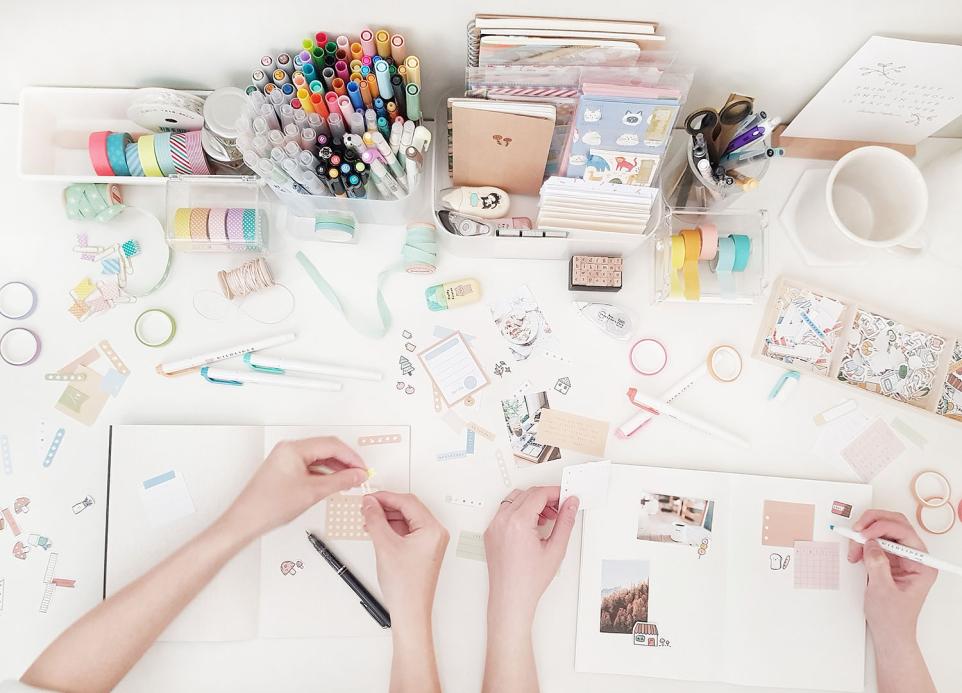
left=1, top=103, right=961, bottom=693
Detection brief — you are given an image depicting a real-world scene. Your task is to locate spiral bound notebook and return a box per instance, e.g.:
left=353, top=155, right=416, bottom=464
left=104, top=424, right=409, bottom=642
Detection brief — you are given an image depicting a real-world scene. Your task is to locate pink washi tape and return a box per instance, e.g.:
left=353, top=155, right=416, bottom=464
left=629, top=338, right=668, bottom=376
left=88, top=131, right=114, bottom=176
left=207, top=208, right=228, bottom=242
left=183, top=130, right=210, bottom=175
left=698, top=223, right=718, bottom=261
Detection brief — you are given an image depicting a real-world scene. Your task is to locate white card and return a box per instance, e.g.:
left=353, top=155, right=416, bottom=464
left=139, top=470, right=196, bottom=528
left=418, top=332, right=489, bottom=406
left=560, top=460, right=612, bottom=511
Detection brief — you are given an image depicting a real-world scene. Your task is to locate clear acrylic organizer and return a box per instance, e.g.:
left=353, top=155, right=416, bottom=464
left=652, top=207, right=769, bottom=305
left=164, top=175, right=268, bottom=252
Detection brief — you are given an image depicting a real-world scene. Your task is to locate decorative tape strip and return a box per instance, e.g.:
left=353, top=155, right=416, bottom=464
left=357, top=434, right=402, bottom=446
left=455, top=531, right=487, bottom=562
left=432, top=385, right=443, bottom=413
left=45, top=372, right=87, bottom=382
left=441, top=409, right=466, bottom=433
left=891, top=417, right=928, bottom=449
left=99, top=340, right=129, bottom=375
left=39, top=584, right=55, bottom=613
left=169, top=133, right=193, bottom=174
left=1, top=434, right=11, bottom=475
left=465, top=429, right=476, bottom=454
left=436, top=449, right=469, bottom=461
left=184, top=130, right=211, bottom=175
left=1, top=508, right=20, bottom=536
left=42, top=428, right=65, bottom=468
left=495, top=449, right=511, bottom=487
left=51, top=578, right=76, bottom=588
left=466, top=421, right=495, bottom=441
left=444, top=493, right=484, bottom=508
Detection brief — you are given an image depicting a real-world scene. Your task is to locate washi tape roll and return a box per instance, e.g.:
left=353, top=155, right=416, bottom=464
left=88, top=131, right=114, bottom=175
left=183, top=130, right=210, bottom=175
left=138, top=135, right=165, bottom=177
left=402, top=223, right=438, bottom=273
left=168, top=133, right=193, bottom=175
left=134, top=308, right=176, bottom=347
left=0, top=327, right=41, bottom=366
left=189, top=208, right=211, bottom=240
left=207, top=208, right=228, bottom=243
left=105, top=133, right=132, bottom=176
left=125, top=142, right=144, bottom=176
left=680, top=228, right=702, bottom=301
left=698, top=223, right=718, bottom=260
left=669, top=234, right=685, bottom=298
left=173, top=208, right=192, bottom=239
left=242, top=208, right=258, bottom=249
left=730, top=234, right=752, bottom=272
left=912, top=470, right=951, bottom=507
left=153, top=132, right=178, bottom=176
left=916, top=499, right=956, bottom=535
left=225, top=208, right=245, bottom=248
left=0, top=281, right=37, bottom=319
left=629, top=338, right=668, bottom=376
left=710, top=235, right=737, bottom=297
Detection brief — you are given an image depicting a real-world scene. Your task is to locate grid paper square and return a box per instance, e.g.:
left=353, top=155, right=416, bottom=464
left=840, top=418, right=905, bottom=482
left=793, top=541, right=840, bottom=590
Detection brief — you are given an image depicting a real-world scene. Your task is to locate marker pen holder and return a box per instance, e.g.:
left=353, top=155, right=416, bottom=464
left=664, top=131, right=773, bottom=210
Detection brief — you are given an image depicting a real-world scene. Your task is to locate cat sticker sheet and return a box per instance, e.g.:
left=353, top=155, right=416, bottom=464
left=564, top=96, right=680, bottom=182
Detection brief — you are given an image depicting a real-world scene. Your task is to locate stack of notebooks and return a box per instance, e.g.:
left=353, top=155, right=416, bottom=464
left=467, top=15, right=665, bottom=67
left=538, top=177, right=658, bottom=235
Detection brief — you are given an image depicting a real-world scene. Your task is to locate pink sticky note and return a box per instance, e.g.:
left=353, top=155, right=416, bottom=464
left=793, top=541, right=840, bottom=590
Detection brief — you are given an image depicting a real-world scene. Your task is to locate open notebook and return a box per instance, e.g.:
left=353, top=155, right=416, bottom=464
left=575, top=464, right=872, bottom=691
left=104, top=424, right=410, bottom=642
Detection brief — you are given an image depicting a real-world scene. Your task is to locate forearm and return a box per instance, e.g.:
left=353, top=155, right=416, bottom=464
left=874, top=637, right=936, bottom=693
left=390, top=611, right=441, bottom=693
left=22, top=517, right=250, bottom=693
left=482, top=604, right=538, bottom=693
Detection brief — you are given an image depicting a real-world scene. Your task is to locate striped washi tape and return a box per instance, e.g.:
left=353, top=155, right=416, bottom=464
left=1, top=434, right=11, bottom=475
left=153, top=132, right=178, bottom=176
left=183, top=130, right=210, bottom=175
left=42, top=428, right=65, bottom=468
left=125, top=142, right=144, bottom=176
left=168, top=132, right=193, bottom=174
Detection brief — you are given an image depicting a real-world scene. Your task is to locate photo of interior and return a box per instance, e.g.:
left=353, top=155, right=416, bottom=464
left=500, top=390, right=562, bottom=465
left=636, top=493, right=714, bottom=546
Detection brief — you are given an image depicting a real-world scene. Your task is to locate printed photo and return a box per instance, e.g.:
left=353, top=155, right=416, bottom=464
left=501, top=390, right=562, bottom=466
left=600, top=559, right=650, bottom=634
left=490, top=285, right=564, bottom=362
left=637, top=492, right=714, bottom=548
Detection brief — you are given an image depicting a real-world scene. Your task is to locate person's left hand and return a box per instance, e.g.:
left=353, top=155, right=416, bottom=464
left=221, top=436, right=368, bottom=542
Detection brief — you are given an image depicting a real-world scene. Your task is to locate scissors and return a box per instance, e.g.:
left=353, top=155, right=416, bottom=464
left=684, top=97, right=754, bottom=163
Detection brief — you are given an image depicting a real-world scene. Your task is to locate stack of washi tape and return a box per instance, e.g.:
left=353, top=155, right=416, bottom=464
left=87, top=130, right=210, bottom=178
left=170, top=207, right=263, bottom=251
left=669, top=223, right=751, bottom=301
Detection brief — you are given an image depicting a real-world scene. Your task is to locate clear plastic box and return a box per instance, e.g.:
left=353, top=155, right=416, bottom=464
left=164, top=175, right=268, bottom=252
left=652, top=207, right=769, bottom=304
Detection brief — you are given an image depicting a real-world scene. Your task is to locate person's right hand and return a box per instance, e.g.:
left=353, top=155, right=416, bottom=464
left=362, top=492, right=449, bottom=625
left=484, top=486, right=579, bottom=622
left=847, top=509, right=938, bottom=641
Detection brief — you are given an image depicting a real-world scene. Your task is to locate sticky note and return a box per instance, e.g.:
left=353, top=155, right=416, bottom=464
left=762, top=500, right=815, bottom=548
left=455, top=531, right=486, bottom=562
left=840, top=418, right=905, bottom=482
left=560, top=460, right=612, bottom=511
left=535, top=409, right=609, bottom=456
left=140, top=470, right=195, bottom=528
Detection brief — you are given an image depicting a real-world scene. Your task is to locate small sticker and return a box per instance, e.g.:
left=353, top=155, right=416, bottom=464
left=404, top=342, right=416, bottom=352
left=1, top=434, right=11, bottom=475
left=432, top=385, right=443, bottom=413
left=495, top=449, right=511, bottom=487
left=444, top=494, right=485, bottom=508
left=395, top=381, right=415, bottom=395
left=357, top=434, right=402, bottom=446
left=831, top=501, right=853, bottom=518
left=72, top=495, right=95, bottom=514
left=399, top=356, right=414, bottom=377
left=45, top=372, right=88, bottom=382
left=99, top=340, right=129, bottom=375
left=554, top=377, right=571, bottom=395
left=401, top=329, right=413, bottom=340
left=493, top=361, right=511, bottom=378
left=42, top=428, right=65, bottom=468
left=280, top=560, right=304, bottom=576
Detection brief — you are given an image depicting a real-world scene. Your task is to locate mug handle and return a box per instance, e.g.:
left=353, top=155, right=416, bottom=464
left=888, top=236, right=927, bottom=256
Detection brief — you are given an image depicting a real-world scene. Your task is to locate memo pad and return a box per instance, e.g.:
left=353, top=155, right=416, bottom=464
left=762, top=500, right=815, bottom=548
left=418, top=332, right=489, bottom=407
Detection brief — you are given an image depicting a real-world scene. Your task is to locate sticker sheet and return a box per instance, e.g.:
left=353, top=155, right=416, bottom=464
left=761, top=285, right=847, bottom=375
left=565, top=96, right=678, bottom=181
left=936, top=338, right=962, bottom=421
left=836, top=309, right=946, bottom=406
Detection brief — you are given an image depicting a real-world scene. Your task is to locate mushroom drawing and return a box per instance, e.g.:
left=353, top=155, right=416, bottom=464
left=280, top=560, right=304, bottom=576
left=14, top=497, right=30, bottom=514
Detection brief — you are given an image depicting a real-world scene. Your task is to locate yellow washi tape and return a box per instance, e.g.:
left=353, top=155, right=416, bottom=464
left=680, top=228, right=702, bottom=302
left=669, top=234, right=686, bottom=298
left=174, top=208, right=192, bottom=239
left=137, top=135, right=164, bottom=177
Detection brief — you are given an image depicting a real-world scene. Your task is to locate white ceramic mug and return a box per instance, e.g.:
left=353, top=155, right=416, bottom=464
left=825, top=146, right=928, bottom=254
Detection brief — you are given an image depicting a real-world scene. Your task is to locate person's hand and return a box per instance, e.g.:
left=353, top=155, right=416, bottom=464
left=362, top=492, right=449, bottom=624
left=847, top=509, right=938, bottom=643
left=221, top=437, right=368, bottom=542
left=484, top=486, right=579, bottom=623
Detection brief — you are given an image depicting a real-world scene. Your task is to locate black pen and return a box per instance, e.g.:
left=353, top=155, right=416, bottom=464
left=306, top=530, right=391, bottom=629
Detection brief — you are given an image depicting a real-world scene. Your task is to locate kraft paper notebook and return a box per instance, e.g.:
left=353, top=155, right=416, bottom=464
left=450, top=99, right=556, bottom=194
left=574, top=463, right=871, bottom=691
left=104, top=424, right=410, bottom=642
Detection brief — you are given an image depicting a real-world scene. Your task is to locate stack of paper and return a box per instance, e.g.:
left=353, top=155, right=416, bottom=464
left=537, top=176, right=657, bottom=235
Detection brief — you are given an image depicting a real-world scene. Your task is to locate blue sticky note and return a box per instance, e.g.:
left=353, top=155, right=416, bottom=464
left=100, top=368, right=128, bottom=396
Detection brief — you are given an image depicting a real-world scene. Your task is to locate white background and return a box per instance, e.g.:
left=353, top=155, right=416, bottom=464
left=2, top=6, right=962, bottom=689
left=3, top=1, right=962, bottom=135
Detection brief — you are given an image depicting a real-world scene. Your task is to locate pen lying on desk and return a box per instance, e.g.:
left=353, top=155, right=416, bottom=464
left=200, top=366, right=342, bottom=391
left=307, top=531, right=391, bottom=628
left=244, top=351, right=382, bottom=381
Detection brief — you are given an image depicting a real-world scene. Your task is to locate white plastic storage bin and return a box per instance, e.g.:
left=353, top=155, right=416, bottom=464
left=651, top=207, right=769, bottom=305
left=19, top=86, right=190, bottom=185
left=267, top=122, right=434, bottom=226
left=430, top=96, right=660, bottom=260
left=164, top=175, right=268, bottom=253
